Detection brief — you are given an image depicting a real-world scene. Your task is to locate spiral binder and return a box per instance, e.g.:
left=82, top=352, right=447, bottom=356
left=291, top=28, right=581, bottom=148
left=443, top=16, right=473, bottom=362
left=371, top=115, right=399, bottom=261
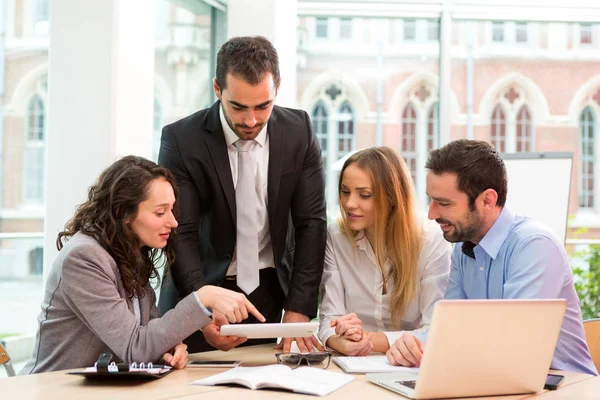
left=68, top=352, right=173, bottom=380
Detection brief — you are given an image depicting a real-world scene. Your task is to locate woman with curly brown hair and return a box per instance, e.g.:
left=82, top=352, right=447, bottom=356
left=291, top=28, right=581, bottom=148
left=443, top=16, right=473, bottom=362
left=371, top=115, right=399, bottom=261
left=21, top=156, right=264, bottom=374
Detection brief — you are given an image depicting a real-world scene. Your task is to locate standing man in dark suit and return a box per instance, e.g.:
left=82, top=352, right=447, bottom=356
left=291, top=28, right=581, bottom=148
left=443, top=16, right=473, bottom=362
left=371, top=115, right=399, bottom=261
left=158, top=36, right=326, bottom=353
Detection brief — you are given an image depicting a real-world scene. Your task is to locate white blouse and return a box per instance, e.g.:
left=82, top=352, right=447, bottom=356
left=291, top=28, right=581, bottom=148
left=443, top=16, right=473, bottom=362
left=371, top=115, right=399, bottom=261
left=318, top=218, right=451, bottom=347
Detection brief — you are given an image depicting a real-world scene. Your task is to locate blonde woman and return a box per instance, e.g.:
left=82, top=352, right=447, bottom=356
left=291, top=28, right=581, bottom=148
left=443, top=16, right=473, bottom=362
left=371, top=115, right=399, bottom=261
left=319, top=146, right=451, bottom=356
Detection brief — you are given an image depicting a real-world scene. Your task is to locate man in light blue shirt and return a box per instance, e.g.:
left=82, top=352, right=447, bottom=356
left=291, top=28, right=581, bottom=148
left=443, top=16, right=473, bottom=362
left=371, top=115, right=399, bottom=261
left=387, top=139, right=597, bottom=376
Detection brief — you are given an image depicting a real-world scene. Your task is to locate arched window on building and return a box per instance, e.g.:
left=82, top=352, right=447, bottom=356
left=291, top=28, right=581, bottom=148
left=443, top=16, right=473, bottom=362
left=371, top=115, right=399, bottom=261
left=153, top=97, right=163, bottom=162
left=337, top=101, right=355, bottom=158
left=427, top=102, right=439, bottom=152
left=491, top=105, right=506, bottom=152
left=579, top=107, right=597, bottom=209
left=516, top=105, right=533, bottom=152
left=311, top=100, right=329, bottom=166
left=24, top=94, right=46, bottom=204
left=401, top=103, right=417, bottom=181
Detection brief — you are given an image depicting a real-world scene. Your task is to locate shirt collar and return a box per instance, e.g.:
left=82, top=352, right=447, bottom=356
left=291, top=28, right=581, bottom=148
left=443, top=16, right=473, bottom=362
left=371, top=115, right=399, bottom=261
left=219, top=105, right=268, bottom=147
left=354, top=230, right=370, bottom=252
left=476, top=206, right=516, bottom=260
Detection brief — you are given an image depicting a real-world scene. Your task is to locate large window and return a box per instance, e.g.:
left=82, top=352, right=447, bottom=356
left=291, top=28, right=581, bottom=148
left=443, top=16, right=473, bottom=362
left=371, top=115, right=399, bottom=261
left=153, top=0, right=227, bottom=162
left=298, top=8, right=600, bottom=248
left=1, top=2, right=50, bottom=348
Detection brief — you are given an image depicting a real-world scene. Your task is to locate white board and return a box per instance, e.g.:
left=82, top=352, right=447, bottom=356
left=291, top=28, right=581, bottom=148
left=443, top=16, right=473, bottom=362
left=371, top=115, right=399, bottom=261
left=502, top=152, right=573, bottom=245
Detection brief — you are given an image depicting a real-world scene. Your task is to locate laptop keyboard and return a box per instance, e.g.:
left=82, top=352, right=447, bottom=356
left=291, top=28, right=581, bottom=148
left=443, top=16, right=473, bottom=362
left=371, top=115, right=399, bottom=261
left=396, top=380, right=417, bottom=389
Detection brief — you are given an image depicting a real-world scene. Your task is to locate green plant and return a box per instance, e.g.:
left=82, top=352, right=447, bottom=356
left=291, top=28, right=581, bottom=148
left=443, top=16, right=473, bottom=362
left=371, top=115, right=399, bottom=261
left=572, top=244, right=600, bottom=320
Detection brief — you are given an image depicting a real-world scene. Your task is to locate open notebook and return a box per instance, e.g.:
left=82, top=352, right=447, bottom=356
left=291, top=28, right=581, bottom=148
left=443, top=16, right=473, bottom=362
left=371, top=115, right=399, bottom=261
left=192, top=365, right=354, bottom=396
left=68, top=352, right=173, bottom=380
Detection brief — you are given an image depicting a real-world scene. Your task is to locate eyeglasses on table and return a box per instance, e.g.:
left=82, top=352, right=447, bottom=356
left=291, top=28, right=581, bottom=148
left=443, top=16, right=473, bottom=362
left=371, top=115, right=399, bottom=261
left=274, top=351, right=332, bottom=369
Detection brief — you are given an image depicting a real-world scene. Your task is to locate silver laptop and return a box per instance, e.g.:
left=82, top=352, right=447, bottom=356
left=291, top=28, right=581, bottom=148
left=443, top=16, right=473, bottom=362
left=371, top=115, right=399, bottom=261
left=367, top=299, right=566, bottom=399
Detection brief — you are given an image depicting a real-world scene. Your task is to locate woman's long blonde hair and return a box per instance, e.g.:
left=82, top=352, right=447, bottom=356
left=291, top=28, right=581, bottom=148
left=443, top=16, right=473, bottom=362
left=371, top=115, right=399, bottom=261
left=338, top=146, right=422, bottom=325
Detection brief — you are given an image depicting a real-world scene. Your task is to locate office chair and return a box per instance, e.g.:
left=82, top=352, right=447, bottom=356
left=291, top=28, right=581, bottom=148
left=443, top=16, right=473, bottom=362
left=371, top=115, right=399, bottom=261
left=584, top=318, right=600, bottom=373
left=0, top=341, right=16, bottom=377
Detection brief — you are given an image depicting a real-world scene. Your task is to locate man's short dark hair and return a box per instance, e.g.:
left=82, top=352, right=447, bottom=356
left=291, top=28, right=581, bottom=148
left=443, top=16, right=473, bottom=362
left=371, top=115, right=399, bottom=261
left=426, top=139, right=508, bottom=209
left=216, top=36, right=280, bottom=90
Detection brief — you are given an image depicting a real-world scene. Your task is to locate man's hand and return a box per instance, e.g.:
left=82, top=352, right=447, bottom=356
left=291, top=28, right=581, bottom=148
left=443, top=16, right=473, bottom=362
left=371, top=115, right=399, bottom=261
left=275, top=310, right=324, bottom=353
left=327, top=331, right=373, bottom=356
left=386, top=333, right=425, bottom=367
left=196, top=285, right=266, bottom=323
left=160, top=342, right=188, bottom=369
left=331, top=313, right=363, bottom=342
left=202, top=311, right=247, bottom=351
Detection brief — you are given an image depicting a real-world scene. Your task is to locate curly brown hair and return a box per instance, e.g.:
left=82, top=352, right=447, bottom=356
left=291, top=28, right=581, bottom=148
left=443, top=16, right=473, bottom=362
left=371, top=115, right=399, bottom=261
left=57, top=156, right=179, bottom=298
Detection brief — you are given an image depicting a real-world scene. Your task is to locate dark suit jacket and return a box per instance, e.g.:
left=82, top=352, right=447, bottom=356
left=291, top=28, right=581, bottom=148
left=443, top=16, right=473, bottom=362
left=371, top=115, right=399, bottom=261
left=158, top=101, right=326, bottom=318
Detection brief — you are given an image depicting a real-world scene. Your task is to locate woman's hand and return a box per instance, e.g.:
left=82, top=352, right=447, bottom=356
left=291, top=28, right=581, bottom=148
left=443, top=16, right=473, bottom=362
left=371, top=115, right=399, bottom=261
left=331, top=313, right=363, bottom=342
left=196, top=285, right=266, bottom=323
left=160, top=342, right=188, bottom=369
left=327, top=331, right=373, bottom=356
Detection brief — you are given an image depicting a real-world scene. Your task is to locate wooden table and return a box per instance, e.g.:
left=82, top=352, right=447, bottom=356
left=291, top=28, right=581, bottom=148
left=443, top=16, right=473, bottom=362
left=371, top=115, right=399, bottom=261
left=1, top=344, right=597, bottom=399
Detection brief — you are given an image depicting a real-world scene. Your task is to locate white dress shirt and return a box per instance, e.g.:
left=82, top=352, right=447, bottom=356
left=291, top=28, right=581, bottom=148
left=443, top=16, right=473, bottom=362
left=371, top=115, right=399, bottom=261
left=318, top=217, right=451, bottom=347
left=220, top=106, right=274, bottom=276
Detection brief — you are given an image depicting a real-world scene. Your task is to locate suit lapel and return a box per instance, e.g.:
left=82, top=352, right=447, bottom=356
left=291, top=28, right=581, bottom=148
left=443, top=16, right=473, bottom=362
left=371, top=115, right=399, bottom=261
left=267, top=108, right=281, bottom=226
left=204, top=101, right=236, bottom=224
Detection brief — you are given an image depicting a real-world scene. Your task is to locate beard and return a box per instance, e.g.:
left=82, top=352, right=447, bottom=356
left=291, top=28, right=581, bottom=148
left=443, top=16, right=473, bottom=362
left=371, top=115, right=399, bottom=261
left=436, top=210, right=484, bottom=243
left=223, top=108, right=266, bottom=141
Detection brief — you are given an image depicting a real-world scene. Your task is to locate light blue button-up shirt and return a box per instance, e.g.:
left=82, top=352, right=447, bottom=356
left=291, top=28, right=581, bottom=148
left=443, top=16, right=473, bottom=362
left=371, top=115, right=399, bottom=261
left=445, top=207, right=597, bottom=376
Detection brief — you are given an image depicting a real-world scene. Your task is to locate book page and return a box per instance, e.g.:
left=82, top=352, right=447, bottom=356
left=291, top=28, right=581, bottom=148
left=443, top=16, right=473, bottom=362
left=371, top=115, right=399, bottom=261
left=333, top=356, right=420, bottom=374
left=191, top=365, right=291, bottom=389
left=192, top=365, right=354, bottom=396
left=272, top=367, right=354, bottom=396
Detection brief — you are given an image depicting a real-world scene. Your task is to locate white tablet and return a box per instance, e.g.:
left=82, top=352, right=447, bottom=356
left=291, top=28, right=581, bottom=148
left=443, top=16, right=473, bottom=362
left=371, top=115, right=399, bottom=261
left=219, top=322, right=318, bottom=339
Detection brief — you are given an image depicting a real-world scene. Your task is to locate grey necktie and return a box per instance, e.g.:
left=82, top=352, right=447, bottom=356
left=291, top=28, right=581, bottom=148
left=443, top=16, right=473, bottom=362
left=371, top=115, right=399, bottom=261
left=234, top=139, right=260, bottom=295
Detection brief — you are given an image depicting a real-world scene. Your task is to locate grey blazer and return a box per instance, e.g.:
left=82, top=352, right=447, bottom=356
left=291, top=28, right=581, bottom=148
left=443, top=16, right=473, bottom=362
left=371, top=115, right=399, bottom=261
left=21, top=233, right=210, bottom=374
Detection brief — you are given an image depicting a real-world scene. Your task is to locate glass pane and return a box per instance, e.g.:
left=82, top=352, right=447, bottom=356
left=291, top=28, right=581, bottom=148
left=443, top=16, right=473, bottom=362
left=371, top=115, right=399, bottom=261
left=404, top=20, right=416, bottom=40
left=1, top=1, right=49, bottom=348
left=579, top=108, right=596, bottom=209
left=492, top=22, right=505, bottom=42
left=580, top=24, right=593, bottom=44
left=340, top=18, right=352, bottom=39
left=516, top=22, right=528, bottom=43
left=0, top=237, right=45, bottom=338
left=316, top=17, right=328, bottom=38
left=153, top=1, right=226, bottom=163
